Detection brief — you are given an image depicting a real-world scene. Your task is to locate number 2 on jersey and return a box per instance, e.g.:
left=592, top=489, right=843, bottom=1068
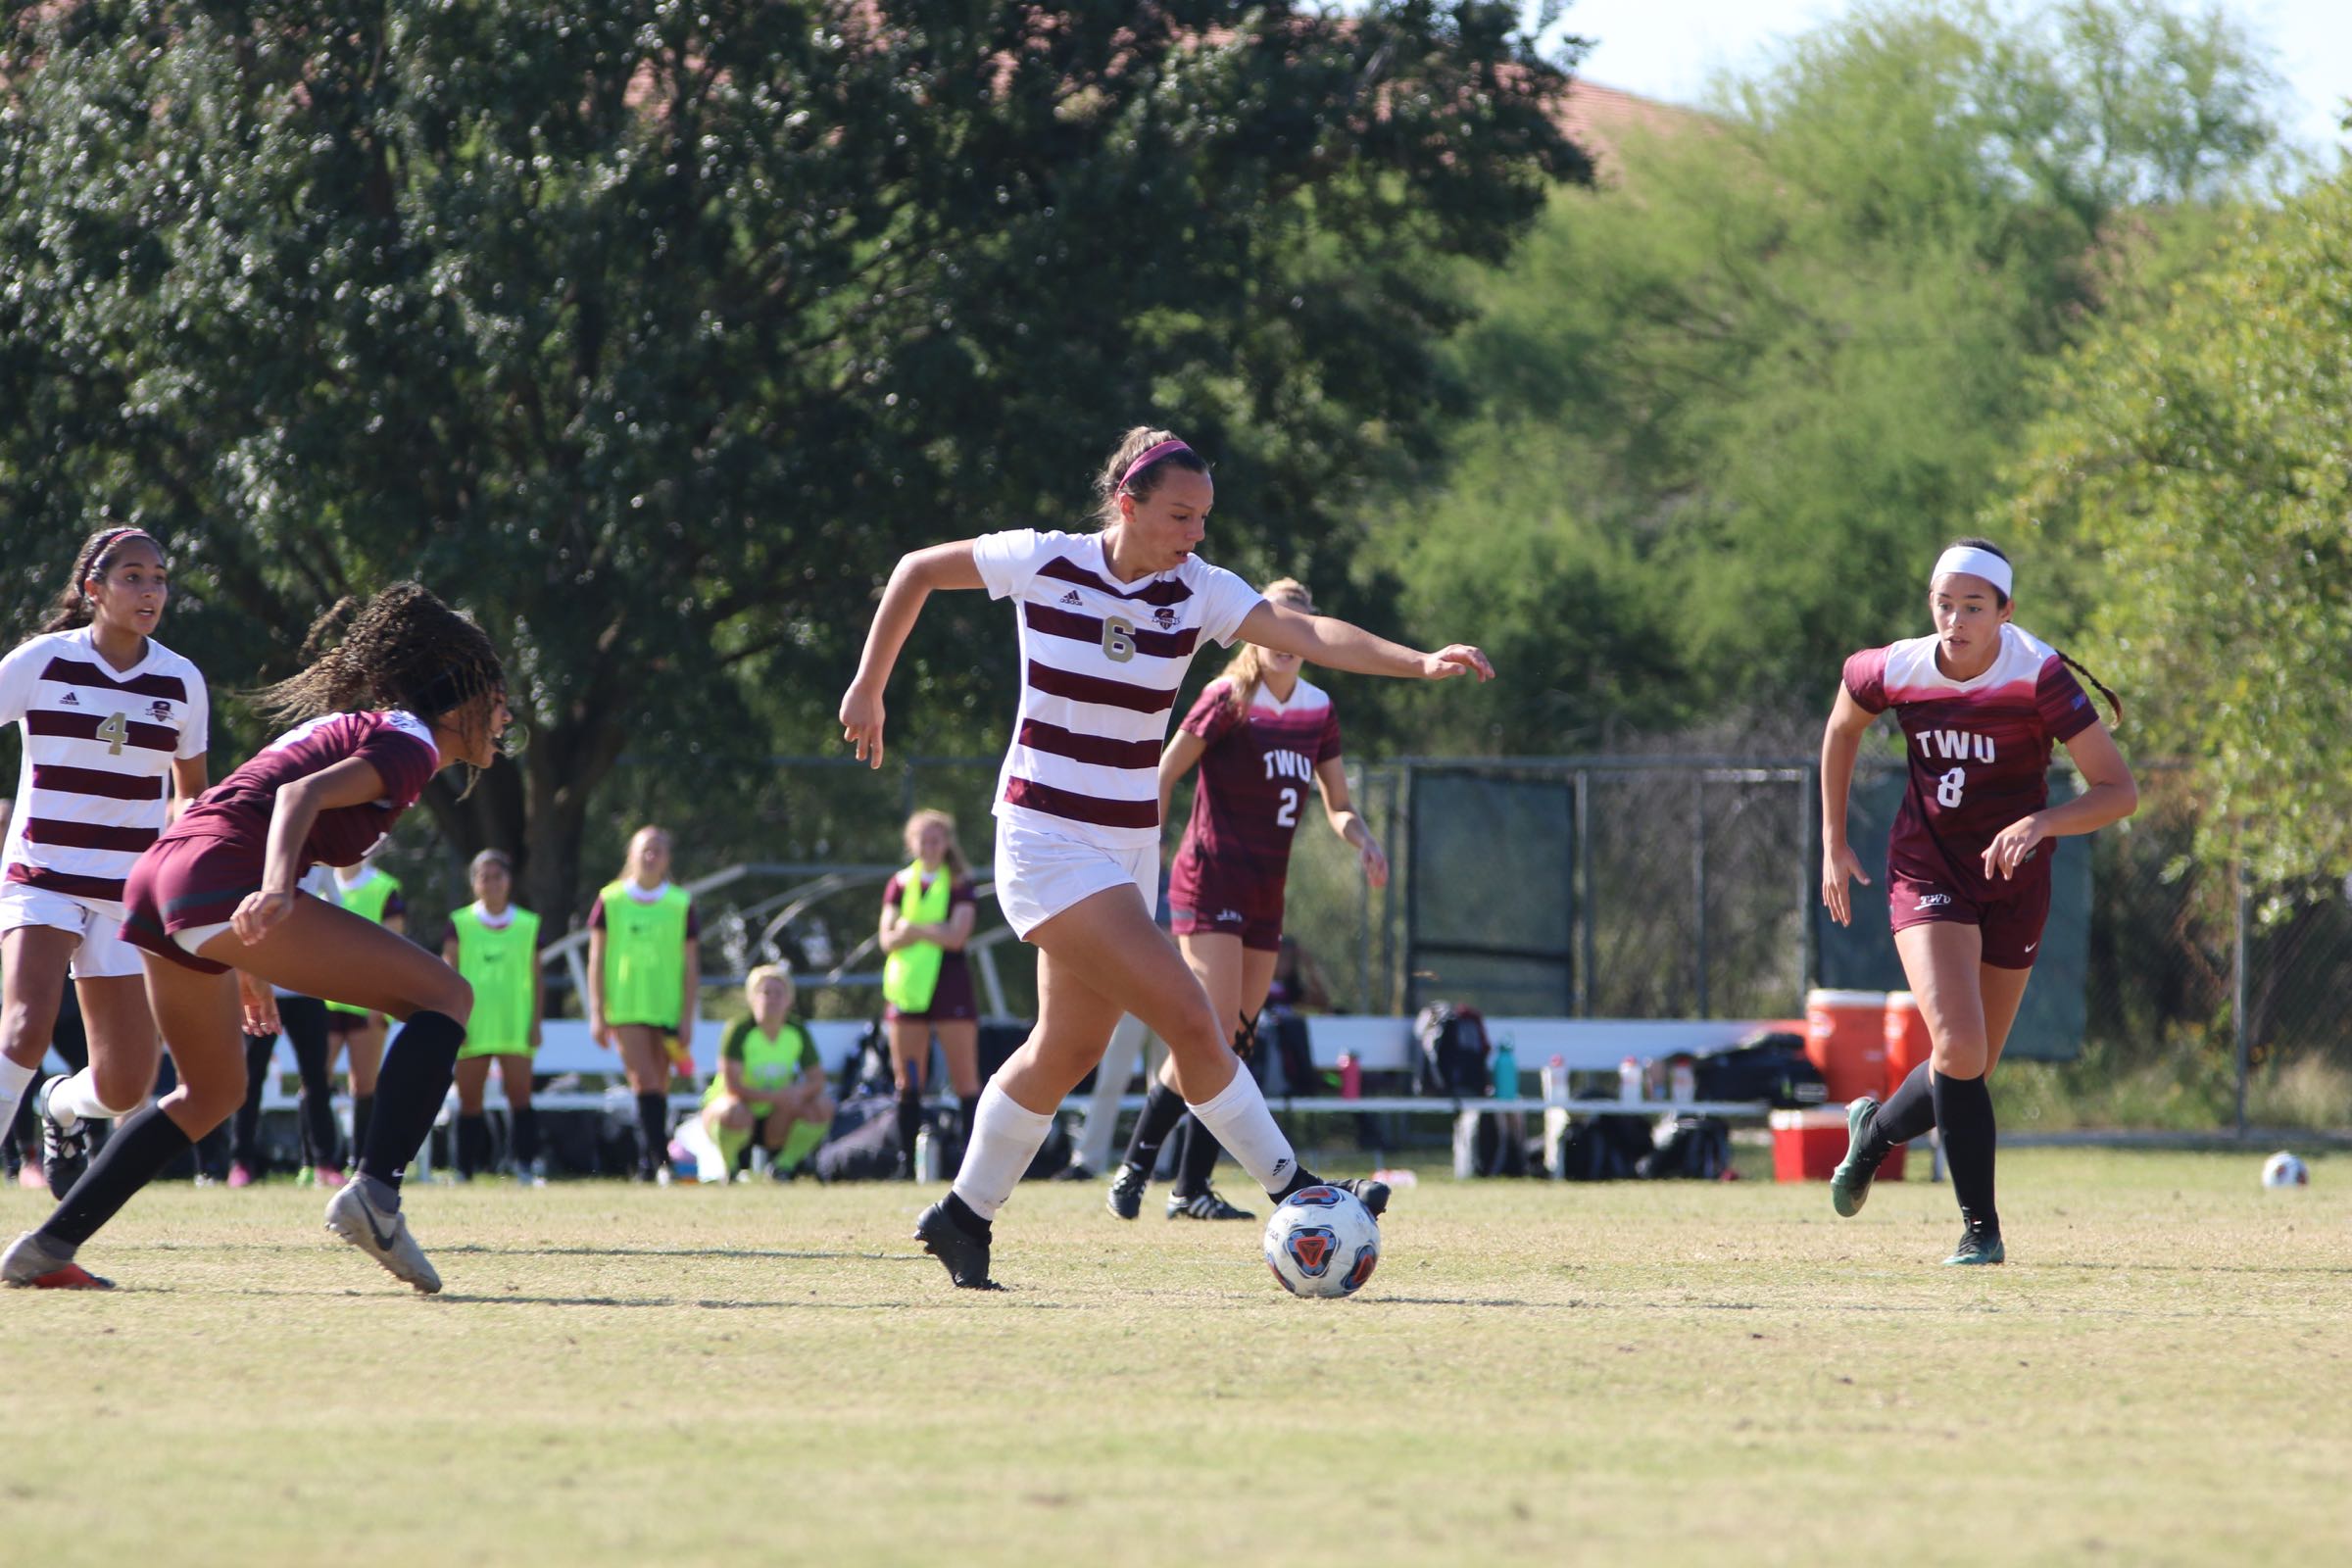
left=1936, top=766, right=1966, bottom=808
left=96, top=711, right=129, bottom=756
left=1275, top=786, right=1298, bottom=827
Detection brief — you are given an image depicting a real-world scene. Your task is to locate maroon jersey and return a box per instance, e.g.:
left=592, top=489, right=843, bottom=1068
left=164, top=710, right=442, bottom=873
left=1169, top=676, right=1344, bottom=890
left=1842, top=625, right=2095, bottom=893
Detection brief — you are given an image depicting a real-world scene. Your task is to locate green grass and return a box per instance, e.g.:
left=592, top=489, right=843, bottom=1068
left=4, top=1151, right=2347, bottom=1566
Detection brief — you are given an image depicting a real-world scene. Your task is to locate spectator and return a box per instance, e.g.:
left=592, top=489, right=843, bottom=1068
left=588, top=825, right=700, bottom=1181
left=700, top=965, right=832, bottom=1179
left=878, top=808, right=980, bottom=1178
left=443, top=850, right=544, bottom=1184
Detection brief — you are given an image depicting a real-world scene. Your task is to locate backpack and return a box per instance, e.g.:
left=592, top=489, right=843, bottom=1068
left=1639, top=1115, right=1731, bottom=1180
left=1253, top=1008, right=1320, bottom=1099
left=1412, top=1002, right=1491, bottom=1098
left=1692, top=1032, right=1828, bottom=1109
left=811, top=1093, right=902, bottom=1183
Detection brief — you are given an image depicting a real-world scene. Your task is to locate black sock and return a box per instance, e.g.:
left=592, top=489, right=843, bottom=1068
left=358, top=1011, right=466, bottom=1195
left=38, top=1103, right=195, bottom=1250
left=1860, top=1062, right=1936, bottom=1165
left=952, top=1094, right=980, bottom=1179
left=635, top=1091, right=669, bottom=1173
left=895, top=1081, right=924, bottom=1171
left=512, top=1102, right=539, bottom=1166
left=1119, top=1079, right=1188, bottom=1176
left=351, top=1094, right=374, bottom=1166
left=942, top=1191, right=991, bottom=1242
left=232, top=1033, right=273, bottom=1169
left=1273, top=1167, right=1326, bottom=1202
left=1932, top=1069, right=1999, bottom=1231
left=456, top=1112, right=489, bottom=1177
left=1173, top=1115, right=1224, bottom=1199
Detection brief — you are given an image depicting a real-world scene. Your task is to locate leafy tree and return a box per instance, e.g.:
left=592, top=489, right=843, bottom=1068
left=1372, top=0, right=2281, bottom=753
left=0, top=0, right=1586, bottom=923
left=2005, top=173, right=2352, bottom=892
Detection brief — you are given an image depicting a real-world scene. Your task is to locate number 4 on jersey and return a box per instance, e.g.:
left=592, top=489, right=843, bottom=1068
left=96, top=711, right=129, bottom=756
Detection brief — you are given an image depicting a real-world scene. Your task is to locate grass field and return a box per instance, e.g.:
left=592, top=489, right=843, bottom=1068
left=3, top=1150, right=2346, bottom=1566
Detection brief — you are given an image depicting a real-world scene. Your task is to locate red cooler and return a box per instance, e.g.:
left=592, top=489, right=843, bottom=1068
left=1770, top=1106, right=1906, bottom=1182
left=1804, top=988, right=1887, bottom=1105
left=1884, top=991, right=1933, bottom=1097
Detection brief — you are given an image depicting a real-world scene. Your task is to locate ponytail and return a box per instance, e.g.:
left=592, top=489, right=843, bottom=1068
left=2057, top=650, right=2124, bottom=725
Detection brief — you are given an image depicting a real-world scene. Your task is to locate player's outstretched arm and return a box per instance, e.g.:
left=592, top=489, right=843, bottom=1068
left=839, top=542, right=987, bottom=768
left=1236, top=599, right=1493, bottom=683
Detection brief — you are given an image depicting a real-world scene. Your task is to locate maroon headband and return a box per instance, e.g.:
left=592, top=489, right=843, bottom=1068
left=83, top=527, right=161, bottom=579
left=1118, top=439, right=1194, bottom=491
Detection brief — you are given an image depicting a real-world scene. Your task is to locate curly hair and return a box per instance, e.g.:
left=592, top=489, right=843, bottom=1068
left=249, top=583, right=508, bottom=786
left=34, top=527, right=166, bottom=635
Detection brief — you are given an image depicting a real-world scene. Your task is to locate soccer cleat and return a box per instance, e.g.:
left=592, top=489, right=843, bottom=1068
left=913, top=1200, right=1002, bottom=1291
left=1328, top=1177, right=1390, bottom=1220
left=324, top=1183, right=443, bottom=1295
left=1942, top=1223, right=2005, bottom=1266
left=315, top=1165, right=347, bottom=1190
left=226, top=1162, right=257, bottom=1190
left=2, top=1232, right=112, bottom=1290
left=1104, top=1163, right=1147, bottom=1221
left=1167, top=1188, right=1254, bottom=1221
left=35, top=1077, right=91, bottom=1195
left=1830, top=1096, right=1883, bottom=1218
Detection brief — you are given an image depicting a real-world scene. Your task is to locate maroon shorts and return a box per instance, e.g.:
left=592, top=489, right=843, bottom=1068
left=1167, top=869, right=1287, bottom=953
left=1886, top=853, right=2050, bottom=969
left=883, top=955, right=978, bottom=1024
left=120, top=834, right=265, bottom=977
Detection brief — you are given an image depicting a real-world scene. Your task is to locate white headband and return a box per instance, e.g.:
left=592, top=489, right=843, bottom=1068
left=1932, top=546, right=2012, bottom=600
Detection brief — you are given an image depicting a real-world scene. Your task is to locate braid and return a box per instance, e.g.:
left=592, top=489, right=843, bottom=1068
left=2057, top=650, right=2124, bottom=724
left=33, top=527, right=164, bottom=635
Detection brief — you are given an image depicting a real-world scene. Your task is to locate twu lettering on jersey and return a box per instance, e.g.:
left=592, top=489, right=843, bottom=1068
left=1918, top=730, right=1996, bottom=764
left=1262, top=749, right=1315, bottom=782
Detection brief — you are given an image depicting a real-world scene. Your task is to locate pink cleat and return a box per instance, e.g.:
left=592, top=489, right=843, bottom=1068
left=226, top=1162, right=257, bottom=1190
left=315, top=1165, right=347, bottom=1190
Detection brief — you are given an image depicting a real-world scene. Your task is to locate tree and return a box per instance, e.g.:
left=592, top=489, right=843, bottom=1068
left=1370, top=0, right=2282, bottom=754
left=2005, top=174, right=2352, bottom=892
left=0, top=0, right=1587, bottom=923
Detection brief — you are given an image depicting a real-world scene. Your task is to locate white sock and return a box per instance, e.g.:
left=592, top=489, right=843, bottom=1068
left=45, top=1067, right=134, bottom=1127
left=948, top=1081, right=1054, bottom=1222
left=0, top=1058, right=33, bottom=1141
left=1187, top=1069, right=1300, bottom=1197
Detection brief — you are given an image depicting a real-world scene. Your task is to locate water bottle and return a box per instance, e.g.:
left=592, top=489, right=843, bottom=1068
left=1541, top=1054, right=1567, bottom=1103
left=1670, top=1057, right=1695, bottom=1104
left=1338, top=1052, right=1362, bottom=1101
left=913, top=1126, right=941, bottom=1183
left=1492, top=1037, right=1518, bottom=1101
left=1618, top=1054, right=1643, bottom=1104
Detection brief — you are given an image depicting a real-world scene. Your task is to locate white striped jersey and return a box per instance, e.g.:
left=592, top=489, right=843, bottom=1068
left=0, top=628, right=210, bottom=908
left=973, top=528, right=1263, bottom=849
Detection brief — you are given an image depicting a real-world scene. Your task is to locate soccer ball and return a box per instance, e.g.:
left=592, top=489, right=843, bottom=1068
left=1263, top=1185, right=1381, bottom=1298
left=2260, top=1152, right=2310, bottom=1189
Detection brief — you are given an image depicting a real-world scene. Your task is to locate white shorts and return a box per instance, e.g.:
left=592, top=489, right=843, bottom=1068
left=0, top=880, right=145, bottom=980
left=992, top=818, right=1158, bottom=941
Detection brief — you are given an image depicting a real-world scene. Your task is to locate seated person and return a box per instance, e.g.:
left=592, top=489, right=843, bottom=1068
left=701, top=965, right=832, bottom=1177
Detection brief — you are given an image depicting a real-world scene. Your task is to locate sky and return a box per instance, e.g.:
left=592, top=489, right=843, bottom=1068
left=1551, top=0, right=2348, bottom=155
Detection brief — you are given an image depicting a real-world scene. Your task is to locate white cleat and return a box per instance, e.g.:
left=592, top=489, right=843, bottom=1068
left=324, top=1183, right=442, bottom=1295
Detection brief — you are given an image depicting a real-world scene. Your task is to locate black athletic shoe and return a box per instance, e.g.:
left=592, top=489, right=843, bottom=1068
left=1166, top=1188, right=1254, bottom=1222
left=914, top=1200, right=1002, bottom=1291
left=1329, top=1177, right=1390, bottom=1221
left=36, top=1078, right=91, bottom=1195
left=1105, top=1164, right=1146, bottom=1221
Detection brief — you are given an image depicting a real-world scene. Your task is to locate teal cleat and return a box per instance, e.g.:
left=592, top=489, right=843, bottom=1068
left=1829, top=1096, right=1882, bottom=1217
left=1941, top=1223, right=2005, bottom=1266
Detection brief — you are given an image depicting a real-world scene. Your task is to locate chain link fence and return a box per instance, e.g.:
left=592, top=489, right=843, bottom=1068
left=548, top=753, right=2347, bottom=1129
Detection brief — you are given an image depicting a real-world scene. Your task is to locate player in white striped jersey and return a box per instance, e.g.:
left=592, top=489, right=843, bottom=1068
left=841, top=425, right=1493, bottom=1288
left=0, top=528, right=210, bottom=1189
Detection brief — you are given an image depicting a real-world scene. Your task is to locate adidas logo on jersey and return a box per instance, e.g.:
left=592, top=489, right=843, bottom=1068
left=58, top=692, right=78, bottom=707
left=1058, top=590, right=1084, bottom=606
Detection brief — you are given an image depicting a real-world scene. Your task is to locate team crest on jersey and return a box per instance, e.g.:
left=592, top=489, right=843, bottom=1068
left=146, top=700, right=173, bottom=722
left=1152, top=607, right=1178, bottom=629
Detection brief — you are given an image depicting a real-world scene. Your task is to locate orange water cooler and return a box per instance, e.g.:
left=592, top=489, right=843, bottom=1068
left=1803, top=988, right=1887, bottom=1103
